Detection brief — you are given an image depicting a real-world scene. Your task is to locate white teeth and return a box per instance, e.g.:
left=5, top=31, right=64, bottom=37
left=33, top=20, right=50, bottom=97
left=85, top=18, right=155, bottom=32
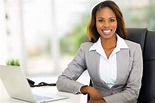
left=102, top=30, right=111, bottom=35
left=104, top=30, right=111, bottom=33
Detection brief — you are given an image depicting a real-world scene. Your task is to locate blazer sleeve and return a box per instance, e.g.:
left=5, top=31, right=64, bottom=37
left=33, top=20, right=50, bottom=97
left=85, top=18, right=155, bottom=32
left=104, top=44, right=143, bottom=103
left=56, top=43, right=88, bottom=94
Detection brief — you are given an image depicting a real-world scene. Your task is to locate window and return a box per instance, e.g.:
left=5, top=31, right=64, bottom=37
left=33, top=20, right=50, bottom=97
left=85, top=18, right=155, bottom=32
left=0, top=0, right=154, bottom=76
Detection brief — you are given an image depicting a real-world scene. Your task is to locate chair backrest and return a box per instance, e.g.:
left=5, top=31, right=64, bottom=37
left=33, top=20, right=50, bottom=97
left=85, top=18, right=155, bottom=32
left=127, top=28, right=147, bottom=51
left=127, top=28, right=155, bottom=103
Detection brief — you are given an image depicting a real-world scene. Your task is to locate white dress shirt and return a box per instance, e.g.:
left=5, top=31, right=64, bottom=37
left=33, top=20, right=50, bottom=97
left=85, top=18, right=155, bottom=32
left=89, top=34, right=128, bottom=88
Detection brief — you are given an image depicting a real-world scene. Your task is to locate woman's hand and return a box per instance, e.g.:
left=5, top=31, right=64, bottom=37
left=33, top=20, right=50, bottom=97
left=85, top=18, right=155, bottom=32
left=81, top=86, right=106, bottom=103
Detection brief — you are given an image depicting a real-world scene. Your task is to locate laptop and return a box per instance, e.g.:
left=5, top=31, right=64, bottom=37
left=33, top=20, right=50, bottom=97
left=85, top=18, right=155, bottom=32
left=0, top=65, right=68, bottom=103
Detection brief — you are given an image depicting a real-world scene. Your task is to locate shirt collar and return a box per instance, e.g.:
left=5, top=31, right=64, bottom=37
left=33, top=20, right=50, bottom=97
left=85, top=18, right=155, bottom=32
left=116, top=34, right=128, bottom=49
left=89, top=34, right=128, bottom=52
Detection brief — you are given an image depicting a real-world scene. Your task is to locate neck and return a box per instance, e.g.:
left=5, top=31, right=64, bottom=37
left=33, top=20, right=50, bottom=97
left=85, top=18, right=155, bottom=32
left=101, top=36, right=117, bottom=49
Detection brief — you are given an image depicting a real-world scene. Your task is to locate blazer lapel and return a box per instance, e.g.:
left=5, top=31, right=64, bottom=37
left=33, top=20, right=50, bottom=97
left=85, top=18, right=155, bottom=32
left=115, top=48, right=130, bottom=85
left=88, top=51, right=110, bottom=89
left=87, top=51, right=100, bottom=80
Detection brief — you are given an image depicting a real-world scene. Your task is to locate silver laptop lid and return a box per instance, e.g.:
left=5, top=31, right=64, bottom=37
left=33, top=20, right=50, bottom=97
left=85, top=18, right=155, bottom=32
left=0, top=65, right=36, bottom=102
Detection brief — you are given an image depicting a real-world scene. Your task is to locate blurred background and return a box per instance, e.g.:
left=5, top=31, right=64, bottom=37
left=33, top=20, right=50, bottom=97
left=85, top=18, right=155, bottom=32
left=0, top=0, right=155, bottom=77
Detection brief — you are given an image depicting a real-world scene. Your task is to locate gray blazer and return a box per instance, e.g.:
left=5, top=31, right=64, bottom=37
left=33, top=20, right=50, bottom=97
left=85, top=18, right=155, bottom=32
left=56, top=40, right=143, bottom=103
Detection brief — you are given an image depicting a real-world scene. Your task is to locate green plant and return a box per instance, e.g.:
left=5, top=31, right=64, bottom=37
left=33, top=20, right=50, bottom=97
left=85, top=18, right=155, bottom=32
left=6, top=59, right=20, bottom=66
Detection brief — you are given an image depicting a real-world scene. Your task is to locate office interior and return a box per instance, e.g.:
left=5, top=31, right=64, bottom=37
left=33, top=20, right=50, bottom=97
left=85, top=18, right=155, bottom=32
left=0, top=0, right=155, bottom=81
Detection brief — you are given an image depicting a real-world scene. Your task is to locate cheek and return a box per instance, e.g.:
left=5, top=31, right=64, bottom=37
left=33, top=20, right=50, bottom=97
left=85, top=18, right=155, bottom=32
left=96, top=22, right=102, bottom=30
left=96, top=22, right=99, bottom=28
left=96, top=24, right=101, bottom=33
left=112, top=24, right=117, bottom=33
left=113, top=22, right=117, bottom=28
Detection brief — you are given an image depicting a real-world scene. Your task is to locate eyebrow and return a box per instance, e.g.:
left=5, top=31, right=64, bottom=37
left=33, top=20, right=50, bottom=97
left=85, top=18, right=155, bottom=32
left=97, top=17, right=116, bottom=19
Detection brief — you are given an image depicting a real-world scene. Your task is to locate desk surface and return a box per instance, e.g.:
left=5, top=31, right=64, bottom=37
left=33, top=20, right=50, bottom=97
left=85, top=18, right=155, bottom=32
left=0, top=79, right=88, bottom=103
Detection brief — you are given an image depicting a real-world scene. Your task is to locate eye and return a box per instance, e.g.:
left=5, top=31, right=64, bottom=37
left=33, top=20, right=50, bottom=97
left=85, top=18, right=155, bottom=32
left=98, top=19, right=104, bottom=23
left=109, top=19, right=115, bottom=22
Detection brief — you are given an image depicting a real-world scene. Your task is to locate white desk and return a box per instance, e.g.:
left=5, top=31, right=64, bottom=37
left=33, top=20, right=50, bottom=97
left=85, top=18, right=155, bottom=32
left=0, top=79, right=87, bottom=103
left=0, top=71, right=90, bottom=103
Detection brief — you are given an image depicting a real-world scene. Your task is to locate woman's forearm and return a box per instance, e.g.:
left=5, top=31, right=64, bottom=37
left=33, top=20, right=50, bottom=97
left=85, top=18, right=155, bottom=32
left=80, top=86, right=104, bottom=100
left=81, top=86, right=106, bottom=103
left=80, top=86, right=90, bottom=94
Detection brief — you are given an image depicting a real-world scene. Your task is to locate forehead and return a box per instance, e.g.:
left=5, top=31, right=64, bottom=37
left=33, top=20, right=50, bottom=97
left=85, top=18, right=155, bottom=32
left=96, top=7, right=116, bottom=18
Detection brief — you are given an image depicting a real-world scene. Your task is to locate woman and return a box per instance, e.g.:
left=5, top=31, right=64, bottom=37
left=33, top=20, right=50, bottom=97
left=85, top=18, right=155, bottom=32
left=56, top=1, right=143, bottom=103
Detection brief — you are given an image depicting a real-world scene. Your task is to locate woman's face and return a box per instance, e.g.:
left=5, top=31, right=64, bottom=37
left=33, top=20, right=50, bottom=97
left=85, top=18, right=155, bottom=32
left=96, top=7, right=117, bottom=40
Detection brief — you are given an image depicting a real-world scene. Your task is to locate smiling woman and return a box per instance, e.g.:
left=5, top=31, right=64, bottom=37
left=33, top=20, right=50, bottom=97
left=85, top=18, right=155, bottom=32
left=96, top=7, right=117, bottom=39
left=95, top=7, right=117, bottom=58
left=56, top=1, right=143, bottom=103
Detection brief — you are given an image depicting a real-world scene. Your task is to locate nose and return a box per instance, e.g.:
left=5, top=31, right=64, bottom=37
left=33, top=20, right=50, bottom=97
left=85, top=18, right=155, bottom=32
left=104, top=21, right=110, bottom=27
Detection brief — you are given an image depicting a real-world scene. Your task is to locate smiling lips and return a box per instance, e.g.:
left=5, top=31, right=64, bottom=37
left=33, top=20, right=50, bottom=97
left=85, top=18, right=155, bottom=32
left=102, top=29, right=112, bottom=35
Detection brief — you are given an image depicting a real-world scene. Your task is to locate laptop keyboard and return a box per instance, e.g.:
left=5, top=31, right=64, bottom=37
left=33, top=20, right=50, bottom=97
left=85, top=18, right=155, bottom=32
left=34, top=95, right=53, bottom=101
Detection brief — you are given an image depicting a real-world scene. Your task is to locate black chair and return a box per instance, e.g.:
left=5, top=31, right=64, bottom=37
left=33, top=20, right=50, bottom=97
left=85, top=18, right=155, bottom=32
left=88, top=28, right=155, bottom=103
left=128, top=28, right=155, bottom=103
